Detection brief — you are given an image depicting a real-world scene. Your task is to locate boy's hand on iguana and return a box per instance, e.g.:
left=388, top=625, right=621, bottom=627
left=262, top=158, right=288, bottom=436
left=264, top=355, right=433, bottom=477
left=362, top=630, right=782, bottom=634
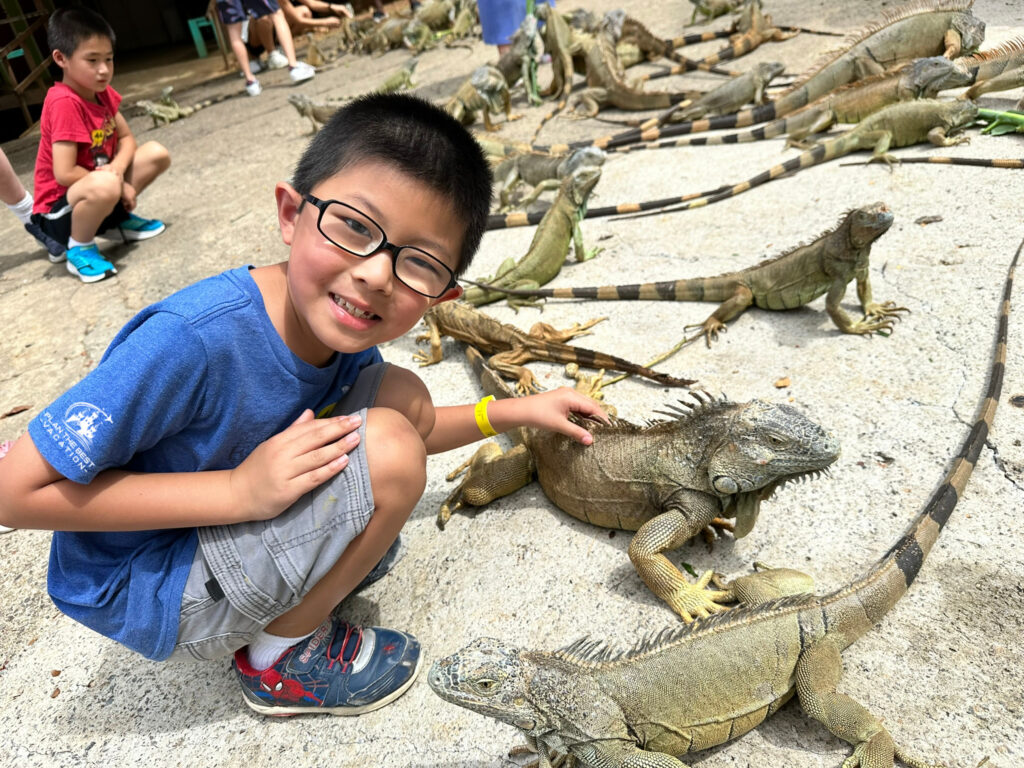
left=229, top=409, right=362, bottom=521
left=492, top=388, right=611, bottom=445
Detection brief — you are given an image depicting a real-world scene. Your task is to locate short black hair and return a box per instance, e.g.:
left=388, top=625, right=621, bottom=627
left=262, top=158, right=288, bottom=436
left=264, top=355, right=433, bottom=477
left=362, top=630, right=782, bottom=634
left=48, top=6, right=116, bottom=57
left=292, top=93, right=492, bottom=276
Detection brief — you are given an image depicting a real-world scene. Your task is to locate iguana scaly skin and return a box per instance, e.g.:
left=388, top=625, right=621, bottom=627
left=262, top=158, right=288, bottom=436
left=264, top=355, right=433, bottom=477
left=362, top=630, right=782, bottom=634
left=532, top=0, right=985, bottom=154
left=615, top=13, right=741, bottom=75
left=955, top=36, right=1024, bottom=107
left=414, top=302, right=695, bottom=394
left=440, top=347, right=839, bottom=619
left=402, top=18, right=439, bottom=53
left=468, top=203, right=906, bottom=348
left=444, top=65, right=519, bottom=131
left=443, top=3, right=476, bottom=45
left=625, top=99, right=979, bottom=219
left=413, top=0, right=454, bottom=30
left=493, top=146, right=605, bottom=211
left=495, top=13, right=542, bottom=105
left=628, top=55, right=972, bottom=148
left=428, top=240, right=1018, bottom=767
left=529, top=4, right=583, bottom=142
left=134, top=87, right=237, bottom=127
left=663, top=60, right=784, bottom=123
left=378, top=55, right=418, bottom=93
left=464, top=165, right=602, bottom=307
left=693, top=0, right=799, bottom=69
left=689, top=0, right=743, bottom=25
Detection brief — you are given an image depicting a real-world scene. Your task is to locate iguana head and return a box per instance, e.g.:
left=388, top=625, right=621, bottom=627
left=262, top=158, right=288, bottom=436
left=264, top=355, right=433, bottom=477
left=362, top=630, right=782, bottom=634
left=845, top=202, right=894, bottom=249
left=905, top=56, right=974, bottom=96
left=567, top=165, right=602, bottom=207
left=709, top=399, right=839, bottom=537
left=428, top=638, right=543, bottom=730
left=946, top=98, right=980, bottom=131
left=601, top=9, right=626, bottom=41
left=953, top=11, right=986, bottom=54
left=557, top=146, right=606, bottom=178
left=755, top=61, right=786, bottom=84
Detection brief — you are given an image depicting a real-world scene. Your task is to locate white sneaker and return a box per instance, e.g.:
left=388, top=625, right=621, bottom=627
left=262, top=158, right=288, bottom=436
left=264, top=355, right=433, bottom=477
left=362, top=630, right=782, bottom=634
left=245, top=79, right=262, bottom=96
left=289, top=61, right=316, bottom=83
left=267, top=49, right=289, bottom=69
left=249, top=58, right=265, bottom=75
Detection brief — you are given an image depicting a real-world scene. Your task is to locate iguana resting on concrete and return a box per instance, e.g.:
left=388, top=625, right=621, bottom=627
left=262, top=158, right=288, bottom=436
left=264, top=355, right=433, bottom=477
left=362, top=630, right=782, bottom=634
left=493, top=146, right=606, bottom=211
left=442, top=2, right=477, bottom=46
left=531, top=0, right=986, bottom=154
left=468, top=203, right=906, bottom=351
left=464, top=165, right=602, bottom=307
left=288, top=93, right=345, bottom=132
left=688, top=0, right=743, bottom=25
left=359, top=17, right=407, bottom=55
left=444, top=65, right=519, bottom=131
left=402, top=18, right=439, bottom=52
left=439, top=346, right=839, bottom=619
left=427, top=240, right=1018, bottom=768
left=378, top=55, right=418, bottom=93
left=134, top=86, right=237, bottom=127
left=661, top=60, right=784, bottom=123
left=622, top=99, right=979, bottom=219
left=529, top=4, right=584, bottom=142
left=955, top=36, right=1024, bottom=107
left=414, top=301, right=695, bottom=394
left=692, top=0, right=799, bottom=70
left=626, top=55, right=972, bottom=148
left=614, top=12, right=741, bottom=75
left=494, top=13, right=542, bottom=106
left=413, top=0, right=454, bottom=30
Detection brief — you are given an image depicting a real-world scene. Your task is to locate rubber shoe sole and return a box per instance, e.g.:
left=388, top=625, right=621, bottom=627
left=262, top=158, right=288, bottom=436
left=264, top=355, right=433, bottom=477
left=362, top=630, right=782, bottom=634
left=66, top=258, right=116, bottom=283
left=238, top=653, right=422, bottom=717
left=100, top=220, right=167, bottom=243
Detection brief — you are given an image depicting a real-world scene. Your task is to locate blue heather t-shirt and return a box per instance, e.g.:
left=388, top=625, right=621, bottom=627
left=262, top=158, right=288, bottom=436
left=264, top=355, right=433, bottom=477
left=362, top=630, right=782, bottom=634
left=28, top=266, right=382, bottom=661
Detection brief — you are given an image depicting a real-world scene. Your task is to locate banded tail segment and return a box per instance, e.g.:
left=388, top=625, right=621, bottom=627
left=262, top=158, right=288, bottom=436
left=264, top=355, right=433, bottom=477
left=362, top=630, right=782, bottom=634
left=821, top=238, right=1018, bottom=650
left=460, top=279, right=720, bottom=303
left=613, top=114, right=801, bottom=153
left=522, top=343, right=697, bottom=388
left=843, top=156, right=1024, bottom=169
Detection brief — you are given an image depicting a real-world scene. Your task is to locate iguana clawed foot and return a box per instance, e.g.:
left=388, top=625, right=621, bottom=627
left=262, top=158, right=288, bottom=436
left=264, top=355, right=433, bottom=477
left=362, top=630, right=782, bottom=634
left=438, top=442, right=535, bottom=529
left=847, top=301, right=909, bottom=336
left=665, top=570, right=733, bottom=622
left=530, top=316, right=606, bottom=343
left=841, top=732, right=945, bottom=768
left=684, top=318, right=727, bottom=348
left=510, top=742, right=576, bottom=768
left=700, top=516, right=734, bottom=550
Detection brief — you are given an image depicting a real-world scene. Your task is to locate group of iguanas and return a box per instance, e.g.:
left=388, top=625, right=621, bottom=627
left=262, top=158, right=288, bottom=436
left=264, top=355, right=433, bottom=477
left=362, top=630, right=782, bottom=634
left=397, top=1, right=1022, bottom=767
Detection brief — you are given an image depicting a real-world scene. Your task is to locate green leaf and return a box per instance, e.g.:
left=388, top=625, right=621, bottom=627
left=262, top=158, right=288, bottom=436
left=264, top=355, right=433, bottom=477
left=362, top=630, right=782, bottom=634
left=680, top=561, right=698, bottom=578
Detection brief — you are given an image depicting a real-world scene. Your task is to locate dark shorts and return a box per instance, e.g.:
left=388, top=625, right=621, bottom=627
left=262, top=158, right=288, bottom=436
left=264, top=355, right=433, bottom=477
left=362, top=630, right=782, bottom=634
left=169, top=361, right=390, bottom=662
left=30, top=194, right=129, bottom=250
left=216, top=0, right=281, bottom=24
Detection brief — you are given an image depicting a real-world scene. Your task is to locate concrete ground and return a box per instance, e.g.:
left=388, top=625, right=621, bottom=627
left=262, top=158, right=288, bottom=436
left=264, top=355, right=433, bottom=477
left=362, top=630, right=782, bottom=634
left=1, top=0, right=1022, bottom=766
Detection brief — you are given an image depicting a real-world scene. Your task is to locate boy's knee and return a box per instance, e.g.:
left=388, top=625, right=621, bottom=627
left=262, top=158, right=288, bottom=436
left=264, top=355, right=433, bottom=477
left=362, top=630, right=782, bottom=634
left=376, top=365, right=436, bottom=441
left=143, top=141, right=172, bottom=172
left=364, top=407, right=427, bottom=500
left=80, top=170, right=122, bottom=204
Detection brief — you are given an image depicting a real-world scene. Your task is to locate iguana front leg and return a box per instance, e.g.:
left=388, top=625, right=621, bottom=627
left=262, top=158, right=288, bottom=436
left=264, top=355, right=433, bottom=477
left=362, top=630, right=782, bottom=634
left=528, top=316, right=606, bottom=343
left=413, top=314, right=444, bottom=365
left=628, top=501, right=733, bottom=621
left=572, top=88, right=607, bottom=118
left=515, top=179, right=564, bottom=210
left=684, top=283, right=755, bottom=347
left=825, top=276, right=902, bottom=336
left=572, top=216, right=602, bottom=262
left=926, top=125, right=971, bottom=147
left=439, top=441, right=535, bottom=528
left=796, top=639, right=944, bottom=768
left=856, top=266, right=909, bottom=329
left=487, top=348, right=543, bottom=393
left=572, top=740, right=687, bottom=768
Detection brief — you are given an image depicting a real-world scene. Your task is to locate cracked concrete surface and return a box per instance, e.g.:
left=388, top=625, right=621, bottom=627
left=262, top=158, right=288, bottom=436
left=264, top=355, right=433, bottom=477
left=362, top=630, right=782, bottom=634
left=1, top=0, right=1023, bottom=766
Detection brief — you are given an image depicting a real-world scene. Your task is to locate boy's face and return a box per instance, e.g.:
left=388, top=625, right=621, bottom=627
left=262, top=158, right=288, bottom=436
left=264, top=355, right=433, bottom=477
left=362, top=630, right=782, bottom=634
left=54, top=35, right=114, bottom=100
left=275, top=160, right=465, bottom=366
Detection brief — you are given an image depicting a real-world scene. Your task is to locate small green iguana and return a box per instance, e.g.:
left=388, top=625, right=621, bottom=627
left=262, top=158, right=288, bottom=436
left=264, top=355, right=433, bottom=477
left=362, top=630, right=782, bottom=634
left=531, top=0, right=985, bottom=154
left=402, top=18, right=439, bottom=52
left=494, top=13, right=542, bottom=105
left=444, top=65, right=519, bottom=131
left=287, top=93, right=345, bottom=133
left=439, top=346, right=839, bottom=618
left=414, top=301, right=695, bottom=394
left=622, top=99, right=979, bottom=219
left=688, top=0, right=743, bottom=25
left=662, top=60, right=785, bottom=123
left=413, top=0, right=454, bottom=30
left=466, top=203, right=906, bottom=349
left=493, top=146, right=606, bottom=211
left=427, top=239, right=1018, bottom=768
left=377, top=55, right=419, bottom=93
left=464, top=165, right=602, bottom=307
left=134, top=86, right=237, bottom=127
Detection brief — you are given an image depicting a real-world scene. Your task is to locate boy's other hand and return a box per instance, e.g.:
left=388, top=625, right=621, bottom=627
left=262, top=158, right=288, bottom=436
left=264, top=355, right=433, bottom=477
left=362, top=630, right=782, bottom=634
left=120, top=181, right=137, bottom=211
left=229, top=409, right=362, bottom=521
left=498, top=388, right=611, bottom=446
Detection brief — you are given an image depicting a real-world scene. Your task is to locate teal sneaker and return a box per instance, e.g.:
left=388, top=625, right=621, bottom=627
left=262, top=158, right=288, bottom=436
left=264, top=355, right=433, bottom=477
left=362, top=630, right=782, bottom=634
left=66, top=244, right=116, bottom=283
left=103, top=213, right=166, bottom=242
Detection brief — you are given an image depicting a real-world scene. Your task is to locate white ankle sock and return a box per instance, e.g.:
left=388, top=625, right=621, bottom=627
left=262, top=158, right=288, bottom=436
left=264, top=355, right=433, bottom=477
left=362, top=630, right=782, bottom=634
left=68, top=236, right=95, bottom=250
left=247, top=629, right=315, bottom=671
left=6, top=191, right=33, bottom=224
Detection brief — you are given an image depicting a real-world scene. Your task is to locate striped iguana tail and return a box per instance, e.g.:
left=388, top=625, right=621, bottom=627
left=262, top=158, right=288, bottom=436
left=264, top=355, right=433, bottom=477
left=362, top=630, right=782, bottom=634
left=819, top=238, right=1017, bottom=651
left=842, top=156, right=1023, bottom=169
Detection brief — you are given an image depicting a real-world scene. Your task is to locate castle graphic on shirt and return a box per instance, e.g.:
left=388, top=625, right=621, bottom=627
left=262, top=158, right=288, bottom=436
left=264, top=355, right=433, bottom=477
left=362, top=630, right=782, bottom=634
left=63, top=402, right=113, bottom=451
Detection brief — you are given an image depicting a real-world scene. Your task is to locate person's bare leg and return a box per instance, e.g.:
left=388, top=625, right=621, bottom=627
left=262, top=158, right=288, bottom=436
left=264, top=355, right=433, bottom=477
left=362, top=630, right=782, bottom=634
left=0, top=149, right=28, bottom=205
left=252, top=15, right=275, bottom=57
left=270, top=9, right=300, bottom=65
left=124, top=142, right=171, bottom=195
left=225, top=21, right=256, bottom=81
left=66, top=171, right=121, bottom=243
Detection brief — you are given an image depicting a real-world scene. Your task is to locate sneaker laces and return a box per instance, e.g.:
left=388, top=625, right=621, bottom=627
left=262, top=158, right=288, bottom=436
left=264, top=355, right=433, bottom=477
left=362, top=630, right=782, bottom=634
left=327, top=622, right=364, bottom=673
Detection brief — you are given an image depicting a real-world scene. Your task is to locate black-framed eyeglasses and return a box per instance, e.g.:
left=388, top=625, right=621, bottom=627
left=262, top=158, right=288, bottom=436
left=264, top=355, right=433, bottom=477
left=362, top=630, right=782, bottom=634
left=301, top=193, right=457, bottom=298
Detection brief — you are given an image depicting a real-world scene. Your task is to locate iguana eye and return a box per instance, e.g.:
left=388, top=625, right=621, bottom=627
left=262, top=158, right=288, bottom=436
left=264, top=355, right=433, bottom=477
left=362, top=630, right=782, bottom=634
left=768, top=435, right=788, bottom=447
left=476, top=679, right=498, bottom=693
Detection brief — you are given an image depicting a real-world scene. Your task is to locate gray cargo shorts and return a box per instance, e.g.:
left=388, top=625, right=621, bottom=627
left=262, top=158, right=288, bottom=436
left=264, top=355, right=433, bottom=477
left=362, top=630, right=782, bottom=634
left=169, top=362, right=389, bottom=661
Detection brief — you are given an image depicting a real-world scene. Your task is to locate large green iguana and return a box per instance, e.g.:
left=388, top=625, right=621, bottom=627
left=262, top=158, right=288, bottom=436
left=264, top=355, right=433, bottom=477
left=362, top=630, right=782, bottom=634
left=463, top=165, right=602, bottom=307
left=427, top=241, right=1018, bottom=768
left=623, top=55, right=972, bottom=148
left=662, top=60, right=784, bottom=123
left=465, top=203, right=906, bottom=349
left=531, top=0, right=986, bottom=154
left=439, top=346, right=840, bottom=618
left=444, top=65, right=520, bottom=131
left=493, top=146, right=606, bottom=211
left=621, top=99, right=979, bottom=219
left=134, top=86, right=237, bottom=127
left=414, top=301, right=695, bottom=394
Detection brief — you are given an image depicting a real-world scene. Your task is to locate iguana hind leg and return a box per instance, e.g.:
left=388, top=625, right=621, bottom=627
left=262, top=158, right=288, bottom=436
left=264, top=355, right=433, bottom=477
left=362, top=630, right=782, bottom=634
left=711, top=561, right=815, bottom=605
left=528, top=316, right=606, bottom=343
left=628, top=508, right=732, bottom=621
left=796, top=639, right=945, bottom=768
left=439, top=442, right=535, bottom=528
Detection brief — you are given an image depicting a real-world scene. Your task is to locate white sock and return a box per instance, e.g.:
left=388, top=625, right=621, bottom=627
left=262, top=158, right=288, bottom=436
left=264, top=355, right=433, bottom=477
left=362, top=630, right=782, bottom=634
left=6, top=191, right=33, bottom=224
left=68, top=236, right=95, bottom=250
left=247, top=628, right=315, bottom=671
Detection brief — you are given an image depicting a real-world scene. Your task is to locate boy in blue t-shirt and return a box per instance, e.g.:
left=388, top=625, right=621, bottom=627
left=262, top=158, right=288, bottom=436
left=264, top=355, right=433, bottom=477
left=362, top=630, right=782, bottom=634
left=0, top=93, right=608, bottom=716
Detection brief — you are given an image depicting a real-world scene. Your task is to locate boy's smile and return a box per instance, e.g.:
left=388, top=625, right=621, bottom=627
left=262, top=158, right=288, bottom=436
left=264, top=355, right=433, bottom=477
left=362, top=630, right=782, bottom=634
left=54, top=34, right=114, bottom=101
left=260, top=160, right=465, bottom=367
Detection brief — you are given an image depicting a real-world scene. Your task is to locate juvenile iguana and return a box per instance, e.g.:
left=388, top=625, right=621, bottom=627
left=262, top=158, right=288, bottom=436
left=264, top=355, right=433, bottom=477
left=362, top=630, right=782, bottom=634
left=427, top=240, right=1018, bottom=767
left=662, top=60, right=784, bottom=123
left=444, top=65, right=519, bottom=131
left=531, top=0, right=986, bottom=154
left=377, top=55, right=419, bottom=93
left=134, top=86, right=237, bottom=127
left=692, top=0, right=799, bottom=69
left=688, top=0, right=743, bottom=25
left=414, top=301, right=696, bottom=394
left=623, top=99, right=979, bottom=219
left=467, top=203, right=906, bottom=350
left=493, top=146, right=606, bottom=211
left=288, top=93, right=345, bottom=132
left=464, top=165, right=602, bottom=307
left=439, top=346, right=840, bottom=618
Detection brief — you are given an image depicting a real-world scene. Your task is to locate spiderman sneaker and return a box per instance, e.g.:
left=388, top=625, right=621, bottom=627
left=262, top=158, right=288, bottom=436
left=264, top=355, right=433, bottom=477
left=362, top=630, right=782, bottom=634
left=233, top=617, right=421, bottom=716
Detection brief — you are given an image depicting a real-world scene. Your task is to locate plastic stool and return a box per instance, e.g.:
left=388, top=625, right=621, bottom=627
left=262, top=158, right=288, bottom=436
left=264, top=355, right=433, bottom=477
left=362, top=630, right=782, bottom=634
left=187, top=16, right=216, bottom=58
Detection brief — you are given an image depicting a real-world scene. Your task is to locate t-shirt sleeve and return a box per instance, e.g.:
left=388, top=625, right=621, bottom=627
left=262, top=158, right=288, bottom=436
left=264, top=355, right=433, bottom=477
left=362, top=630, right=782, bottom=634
left=28, top=312, right=209, bottom=484
left=48, top=91, right=92, bottom=145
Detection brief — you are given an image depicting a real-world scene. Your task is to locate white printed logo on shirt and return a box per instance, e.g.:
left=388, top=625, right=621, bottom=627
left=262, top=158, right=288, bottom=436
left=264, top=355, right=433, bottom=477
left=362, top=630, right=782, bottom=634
left=62, top=402, right=112, bottom=451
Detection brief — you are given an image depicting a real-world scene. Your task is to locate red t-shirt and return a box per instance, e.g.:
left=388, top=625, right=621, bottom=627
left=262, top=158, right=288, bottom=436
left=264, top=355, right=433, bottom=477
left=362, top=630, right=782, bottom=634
left=33, top=82, right=122, bottom=214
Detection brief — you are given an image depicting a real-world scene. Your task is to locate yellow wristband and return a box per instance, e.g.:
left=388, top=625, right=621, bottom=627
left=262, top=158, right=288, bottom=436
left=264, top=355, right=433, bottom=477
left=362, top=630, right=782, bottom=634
left=474, top=395, right=498, bottom=437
